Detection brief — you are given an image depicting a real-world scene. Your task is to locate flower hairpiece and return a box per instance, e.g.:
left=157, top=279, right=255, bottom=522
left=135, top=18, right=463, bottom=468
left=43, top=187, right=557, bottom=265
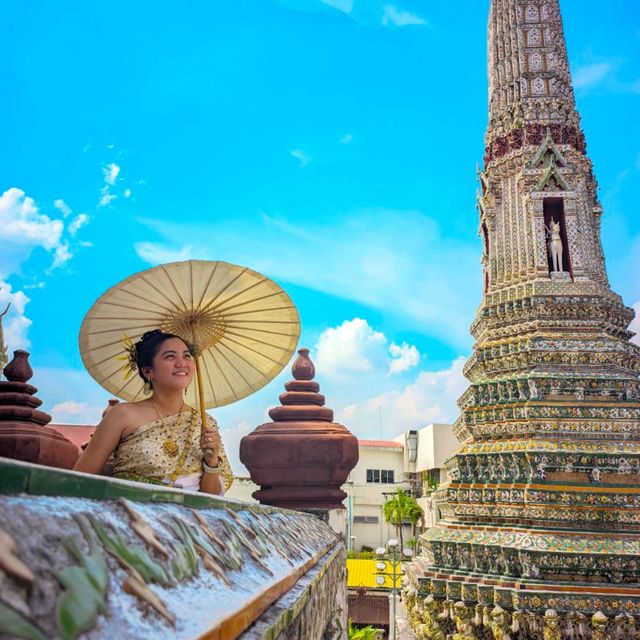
left=116, top=333, right=138, bottom=380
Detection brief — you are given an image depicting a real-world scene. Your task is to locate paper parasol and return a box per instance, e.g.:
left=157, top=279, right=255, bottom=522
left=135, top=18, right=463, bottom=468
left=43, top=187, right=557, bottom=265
left=79, top=260, right=301, bottom=419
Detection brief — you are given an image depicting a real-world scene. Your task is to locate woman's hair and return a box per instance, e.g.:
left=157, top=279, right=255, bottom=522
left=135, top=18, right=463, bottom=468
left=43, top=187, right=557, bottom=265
left=133, top=330, right=194, bottom=385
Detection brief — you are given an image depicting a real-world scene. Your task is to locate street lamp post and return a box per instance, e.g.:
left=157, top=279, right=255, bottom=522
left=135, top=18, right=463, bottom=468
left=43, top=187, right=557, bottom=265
left=375, top=539, right=413, bottom=640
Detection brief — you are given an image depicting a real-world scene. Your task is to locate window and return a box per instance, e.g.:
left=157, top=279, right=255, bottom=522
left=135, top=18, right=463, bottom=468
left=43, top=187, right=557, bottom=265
left=381, top=470, right=394, bottom=484
left=366, top=469, right=394, bottom=484
left=366, top=469, right=380, bottom=483
left=353, top=516, right=379, bottom=524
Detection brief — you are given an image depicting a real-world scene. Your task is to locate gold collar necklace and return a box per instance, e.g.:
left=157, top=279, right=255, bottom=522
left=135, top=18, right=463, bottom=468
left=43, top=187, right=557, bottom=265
left=152, top=400, right=185, bottom=457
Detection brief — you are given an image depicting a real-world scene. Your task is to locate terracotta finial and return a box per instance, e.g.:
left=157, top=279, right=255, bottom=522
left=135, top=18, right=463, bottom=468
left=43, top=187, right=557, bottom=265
left=3, top=351, right=33, bottom=383
left=240, top=347, right=359, bottom=511
left=292, top=348, right=315, bottom=381
left=102, top=398, right=120, bottom=417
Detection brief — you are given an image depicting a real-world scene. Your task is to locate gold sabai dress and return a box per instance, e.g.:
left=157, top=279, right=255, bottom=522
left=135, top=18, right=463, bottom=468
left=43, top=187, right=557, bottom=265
left=113, top=409, right=233, bottom=491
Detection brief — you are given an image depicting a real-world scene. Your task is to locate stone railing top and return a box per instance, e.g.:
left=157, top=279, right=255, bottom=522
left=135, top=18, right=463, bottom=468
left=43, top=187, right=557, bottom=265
left=0, top=457, right=341, bottom=639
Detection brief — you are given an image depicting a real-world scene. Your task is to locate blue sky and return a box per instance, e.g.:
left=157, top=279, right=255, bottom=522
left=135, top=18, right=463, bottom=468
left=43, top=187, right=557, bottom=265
left=2, top=0, right=639, bottom=472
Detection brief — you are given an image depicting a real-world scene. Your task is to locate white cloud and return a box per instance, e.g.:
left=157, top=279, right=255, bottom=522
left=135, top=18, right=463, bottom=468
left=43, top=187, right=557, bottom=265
left=68, top=213, right=89, bottom=236
left=630, top=302, right=640, bottom=346
left=124, top=189, right=132, bottom=198
left=103, top=163, right=120, bottom=186
left=320, top=0, right=353, bottom=14
left=382, top=5, right=426, bottom=27
left=315, top=319, right=421, bottom=378
left=54, top=199, right=72, bottom=218
left=99, top=190, right=117, bottom=207
left=572, top=62, right=611, bottom=89
left=315, top=318, right=387, bottom=377
left=50, top=243, right=73, bottom=271
left=290, top=149, right=311, bottom=167
left=0, top=188, right=63, bottom=253
left=340, top=133, right=353, bottom=144
left=388, top=341, right=420, bottom=375
left=134, top=241, right=193, bottom=265
left=0, top=188, right=70, bottom=280
left=219, top=420, right=255, bottom=475
left=0, top=281, right=32, bottom=351
left=51, top=400, right=93, bottom=419
left=335, top=356, right=467, bottom=439
left=98, top=162, right=122, bottom=207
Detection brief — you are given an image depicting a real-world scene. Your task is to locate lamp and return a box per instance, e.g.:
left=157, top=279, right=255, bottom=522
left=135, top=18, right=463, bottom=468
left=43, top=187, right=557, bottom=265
left=374, top=539, right=413, bottom=640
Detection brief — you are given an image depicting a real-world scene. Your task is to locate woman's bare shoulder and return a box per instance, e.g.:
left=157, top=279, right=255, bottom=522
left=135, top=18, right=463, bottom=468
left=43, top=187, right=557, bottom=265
left=102, top=401, right=152, bottom=424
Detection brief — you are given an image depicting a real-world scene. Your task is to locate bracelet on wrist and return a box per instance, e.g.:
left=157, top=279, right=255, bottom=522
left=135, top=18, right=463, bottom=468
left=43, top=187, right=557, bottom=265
left=202, top=459, right=220, bottom=473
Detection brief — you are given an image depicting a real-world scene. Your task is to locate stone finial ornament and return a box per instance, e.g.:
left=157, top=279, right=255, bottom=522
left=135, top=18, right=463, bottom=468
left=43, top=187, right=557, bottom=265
left=239, top=348, right=359, bottom=510
left=0, top=350, right=78, bottom=468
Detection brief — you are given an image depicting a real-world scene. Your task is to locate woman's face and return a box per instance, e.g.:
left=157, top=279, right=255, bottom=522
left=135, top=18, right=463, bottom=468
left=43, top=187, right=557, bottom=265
left=145, top=337, right=194, bottom=392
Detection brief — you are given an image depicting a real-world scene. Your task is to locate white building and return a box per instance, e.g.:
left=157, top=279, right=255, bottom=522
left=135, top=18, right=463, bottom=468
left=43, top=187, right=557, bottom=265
left=345, top=423, right=459, bottom=551
left=226, top=423, right=460, bottom=549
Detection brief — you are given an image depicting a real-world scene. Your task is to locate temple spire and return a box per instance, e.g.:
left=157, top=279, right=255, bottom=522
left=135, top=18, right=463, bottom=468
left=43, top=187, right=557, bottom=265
left=487, top=0, right=580, bottom=143
left=406, top=1, right=640, bottom=636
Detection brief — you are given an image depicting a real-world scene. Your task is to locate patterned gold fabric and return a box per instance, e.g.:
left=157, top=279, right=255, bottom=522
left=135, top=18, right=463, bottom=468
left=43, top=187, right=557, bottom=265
left=113, top=410, right=233, bottom=491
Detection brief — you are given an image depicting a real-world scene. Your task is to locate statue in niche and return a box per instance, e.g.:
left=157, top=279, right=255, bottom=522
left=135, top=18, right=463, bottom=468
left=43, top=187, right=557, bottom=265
left=545, top=219, right=564, bottom=272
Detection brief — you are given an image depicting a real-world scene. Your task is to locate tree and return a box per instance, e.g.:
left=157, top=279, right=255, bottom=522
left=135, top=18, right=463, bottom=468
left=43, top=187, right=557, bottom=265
left=348, top=619, right=381, bottom=639
left=382, top=488, right=424, bottom=550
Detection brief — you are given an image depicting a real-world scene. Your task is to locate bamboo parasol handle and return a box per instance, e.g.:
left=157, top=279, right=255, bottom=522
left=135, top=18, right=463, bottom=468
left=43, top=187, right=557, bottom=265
left=194, top=355, right=213, bottom=458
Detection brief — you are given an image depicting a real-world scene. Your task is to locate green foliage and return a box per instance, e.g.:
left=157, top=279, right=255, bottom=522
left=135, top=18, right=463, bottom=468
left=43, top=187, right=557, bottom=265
left=0, top=601, right=47, bottom=640
left=360, top=545, right=374, bottom=553
left=348, top=618, right=381, bottom=639
left=382, top=488, right=424, bottom=549
left=423, top=473, right=439, bottom=491
left=347, top=549, right=375, bottom=559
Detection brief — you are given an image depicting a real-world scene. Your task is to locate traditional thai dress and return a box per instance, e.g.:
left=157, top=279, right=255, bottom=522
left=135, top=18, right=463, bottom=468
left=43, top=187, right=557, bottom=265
left=112, top=410, right=233, bottom=491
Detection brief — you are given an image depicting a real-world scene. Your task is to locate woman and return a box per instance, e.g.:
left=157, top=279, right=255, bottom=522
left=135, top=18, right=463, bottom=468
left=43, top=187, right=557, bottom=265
left=74, top=330, right=231, bottom=494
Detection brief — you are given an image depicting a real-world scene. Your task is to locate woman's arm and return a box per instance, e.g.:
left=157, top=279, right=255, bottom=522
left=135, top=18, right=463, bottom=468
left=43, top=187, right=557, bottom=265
left=73, top=405, right=128, bottom=475
left=200, top=468, right=224, bottom=495
left=199, top=420, right=225, bottom=495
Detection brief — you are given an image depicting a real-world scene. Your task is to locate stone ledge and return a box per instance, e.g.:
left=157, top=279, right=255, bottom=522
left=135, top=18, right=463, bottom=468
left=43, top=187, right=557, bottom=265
left=0, top=457, right=346, bottom=639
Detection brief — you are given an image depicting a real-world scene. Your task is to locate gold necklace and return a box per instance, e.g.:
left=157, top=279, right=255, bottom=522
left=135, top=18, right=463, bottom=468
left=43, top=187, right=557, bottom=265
left=167, top=409, right=198, bottom=484
left=152, top=400, right=184, bottom=457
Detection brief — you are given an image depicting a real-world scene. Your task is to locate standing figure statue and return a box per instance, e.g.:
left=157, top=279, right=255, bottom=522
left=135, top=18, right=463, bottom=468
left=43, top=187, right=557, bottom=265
left=0, top=301, right=10, bottom=372
left=545, top=219, right=563, bottom=272
left=489, top=606, right=512, bottom=640
left=542, top=609, right=561, bottom=640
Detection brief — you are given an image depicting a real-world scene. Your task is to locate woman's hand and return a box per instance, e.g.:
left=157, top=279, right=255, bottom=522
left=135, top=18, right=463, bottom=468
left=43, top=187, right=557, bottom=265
left=200, top=427, right=221, bottom=466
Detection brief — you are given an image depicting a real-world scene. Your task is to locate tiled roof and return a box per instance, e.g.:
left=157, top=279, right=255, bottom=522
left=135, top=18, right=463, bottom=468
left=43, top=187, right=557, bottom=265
left=48, top=424, right=96, bottom=450
left=358, top=440, right=403, bottom=449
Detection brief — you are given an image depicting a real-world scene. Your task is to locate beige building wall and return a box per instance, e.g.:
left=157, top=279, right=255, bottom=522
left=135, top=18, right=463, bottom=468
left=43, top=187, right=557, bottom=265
left=415, top=423, right=459, bottom=477
left=344, top=441, right=409, bottom=551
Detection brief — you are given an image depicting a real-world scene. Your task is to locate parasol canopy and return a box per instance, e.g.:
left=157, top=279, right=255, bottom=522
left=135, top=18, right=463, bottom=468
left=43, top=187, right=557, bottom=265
left=79, top=260, right=300, bottom=408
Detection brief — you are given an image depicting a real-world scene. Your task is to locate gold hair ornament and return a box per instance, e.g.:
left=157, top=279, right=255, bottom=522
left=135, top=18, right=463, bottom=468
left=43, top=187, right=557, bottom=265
left=115, top=333, right=138, bottom=379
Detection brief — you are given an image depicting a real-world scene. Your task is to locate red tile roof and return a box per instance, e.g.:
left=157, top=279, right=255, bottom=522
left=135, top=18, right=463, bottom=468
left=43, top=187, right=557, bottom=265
left=358, top=439, right=403, bottom=449
left=48, top=424, right=96, bottom=451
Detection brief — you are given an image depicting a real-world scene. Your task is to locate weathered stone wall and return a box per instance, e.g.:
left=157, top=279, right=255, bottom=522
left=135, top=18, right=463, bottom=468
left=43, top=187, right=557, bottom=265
left=0, top=457, right=346, bottom=639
